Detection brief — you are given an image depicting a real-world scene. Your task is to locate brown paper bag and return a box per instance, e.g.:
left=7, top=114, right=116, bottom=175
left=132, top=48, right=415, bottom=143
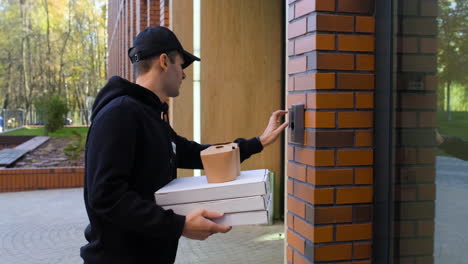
left=201, top=142, right=241, bottom=183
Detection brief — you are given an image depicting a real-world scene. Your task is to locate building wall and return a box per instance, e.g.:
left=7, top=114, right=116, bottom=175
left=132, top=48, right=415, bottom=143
left=394, top=0, right=438, bottom=263
left=107, top=0, right=169, bottom=81
left=286, top=0, right=375, bottom=263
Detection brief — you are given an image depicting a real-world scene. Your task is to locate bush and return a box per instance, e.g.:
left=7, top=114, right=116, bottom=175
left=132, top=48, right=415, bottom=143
left=64, top=130, right=86, bottom=160
left=34, top=95, right=69, bottom=135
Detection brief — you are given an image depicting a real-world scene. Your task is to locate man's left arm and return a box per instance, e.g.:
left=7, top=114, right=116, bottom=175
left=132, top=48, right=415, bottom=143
left=174, top=110, right=288, bottom=169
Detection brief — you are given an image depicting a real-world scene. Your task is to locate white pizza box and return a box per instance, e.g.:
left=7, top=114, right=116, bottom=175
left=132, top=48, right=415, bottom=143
left=213, top=193, right=273, bottom=226
left=162, top=194, right=271, bottom=215
left=155, top=169, right=270, bottom=206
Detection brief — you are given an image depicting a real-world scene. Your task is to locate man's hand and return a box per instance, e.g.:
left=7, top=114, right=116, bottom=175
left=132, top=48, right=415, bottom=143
left=182, top=209, right=232, bottom=240
left=259, top=110, right=289, bottom=147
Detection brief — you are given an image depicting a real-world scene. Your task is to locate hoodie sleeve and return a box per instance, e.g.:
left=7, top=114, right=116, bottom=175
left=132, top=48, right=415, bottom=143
left=86, top=98, right=185, bottom=240
left=174, top=132, right=264, bottom=169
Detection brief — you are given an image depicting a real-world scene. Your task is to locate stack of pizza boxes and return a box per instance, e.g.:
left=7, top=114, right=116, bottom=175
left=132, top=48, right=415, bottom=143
left=155, top=143, right=272, bottom=226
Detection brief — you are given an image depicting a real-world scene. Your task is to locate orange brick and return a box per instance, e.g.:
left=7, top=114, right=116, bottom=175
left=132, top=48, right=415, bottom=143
left=317, top=34, right=336, bottom=50
left=289, top=56, right=307, bottom=74
left=305, top=111, right=335, bottom=128
left=287, top=212, right=294, bottom=229
left=355, top=92, right=374, bottom=109
left=296, top=0, right=336, bottom=16
left=338, top=0, right=374, bottom=14
left=288, top=145, right=294, bottom=160
left=317, top=53, right=354, bottom=70
left=287, top=246, right=293, bottom=263
left=314, top=244, right=353, bottom=261
left=316, top=0, right=335, bottom=11
left=295, top=73, right=336, bottom=90
left=356, top=54, right=375, bottom=71
left=294, top=251, right=310, bottom=264
left=289, top=18, right=307, bottom=39
left=356, top=16, right=375, bottom=33
left=338, top=73, right=374, bottom=90
left=355, top=167, right=373, bottom=184
left=336, top=187, right=373, bottom=204
left=287, top=230, right=305, bottom=254
left=287, top=93, right=306, bottom=109
left=337, top=149, right=373, bottom=166
left=288, top=162, right=307, bottom=182
left=295, top=147, right=335, bottom=166
left=294, top=182, right=335, bottom=205
left=315, top=73, right=336, bottom=89
left=338, top=35, right=375, bottom=52
left=288, top=196, right=306, bottom=218
left=312, top=206, right=353, bottom=224
left=353, top=242, right=372, bottom=259
left=294, top=217, right=333, bottom=243
left=355, top=130, right=373, bottom=147
left=338, top=112, right=373, bottom=128
left=295, top=35, right=315, bottom=54
left=288, top=76, right=294, bottom=91
left=288, top=179, right=294, bottom=194
left=315, top=14, right=354, bottom=32
left=308, top=92, right=354, bottom=109
left=307, top=168, right=354, bottom=185
left=336, top=223, right=373, bottom=241
left=295, top=34, right=335, bottom=54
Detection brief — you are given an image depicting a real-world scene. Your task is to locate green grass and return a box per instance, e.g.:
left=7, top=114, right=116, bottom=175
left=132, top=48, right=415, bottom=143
left=437, top=111, right=468, bottom=156
left=437, top=111, right=468, bottom=141
left=3, top=126, right=89, bottom=138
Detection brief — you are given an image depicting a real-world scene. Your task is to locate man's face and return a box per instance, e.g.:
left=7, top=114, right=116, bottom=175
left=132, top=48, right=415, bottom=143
left=162, top=53, right=186, bottom=98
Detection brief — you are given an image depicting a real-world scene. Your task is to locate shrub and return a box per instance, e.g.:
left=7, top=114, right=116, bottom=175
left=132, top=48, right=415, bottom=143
left=34, top=95, right=69, bottom=135
left=64, top=130, right=86, bottom=160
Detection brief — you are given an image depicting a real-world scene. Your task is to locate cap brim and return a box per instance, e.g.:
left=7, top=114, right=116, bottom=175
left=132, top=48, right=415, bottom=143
left=181, top=50, right=200, bottom=69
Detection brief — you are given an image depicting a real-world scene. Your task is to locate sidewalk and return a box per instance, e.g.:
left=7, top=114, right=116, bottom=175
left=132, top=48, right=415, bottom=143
left=0, top=188, right=284, bottom=264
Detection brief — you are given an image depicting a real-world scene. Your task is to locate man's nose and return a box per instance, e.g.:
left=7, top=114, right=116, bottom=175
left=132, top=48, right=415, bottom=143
left=182, top=71, right=186, bottom=80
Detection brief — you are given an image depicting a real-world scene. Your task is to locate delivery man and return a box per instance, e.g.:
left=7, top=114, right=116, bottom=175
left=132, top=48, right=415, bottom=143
left=80, top=26, right=288, bottom=263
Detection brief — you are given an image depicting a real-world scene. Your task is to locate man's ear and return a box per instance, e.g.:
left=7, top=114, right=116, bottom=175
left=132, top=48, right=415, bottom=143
left=159, top=53, right=169, bottom=71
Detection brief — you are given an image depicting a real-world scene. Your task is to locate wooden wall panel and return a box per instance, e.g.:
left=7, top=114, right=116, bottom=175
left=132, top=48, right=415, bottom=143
left=200, top=0, right=283, bottom=177
left=170, top=0, right=194, bottom=177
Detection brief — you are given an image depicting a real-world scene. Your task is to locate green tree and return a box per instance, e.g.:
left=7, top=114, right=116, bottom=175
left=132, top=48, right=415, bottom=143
left=0, top=0, right=107, bottom=125
left=34, top=94, right=69, bottom=135
left=438, top=0, right=468, bottom=120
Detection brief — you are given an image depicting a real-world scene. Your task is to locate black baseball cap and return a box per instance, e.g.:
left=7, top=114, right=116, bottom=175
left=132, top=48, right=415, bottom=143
left=128, top=26, right=200, bottom=69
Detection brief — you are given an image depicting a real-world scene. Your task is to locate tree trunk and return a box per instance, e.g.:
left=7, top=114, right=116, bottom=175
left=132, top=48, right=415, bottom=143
left=447, top=81, right=452, bottom=121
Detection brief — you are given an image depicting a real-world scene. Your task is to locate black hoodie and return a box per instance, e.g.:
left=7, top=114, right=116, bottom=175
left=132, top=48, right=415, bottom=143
left=80, top=76, right=263, bottom=264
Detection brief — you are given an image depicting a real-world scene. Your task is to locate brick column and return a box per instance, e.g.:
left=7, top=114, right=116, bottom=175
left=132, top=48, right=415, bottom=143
left=107, top=0, right=163, bottom=78
left=287, top=0, right=375, bottom=263
left=160, top=0, right=169, bottom=27
left=149, top=0, right=161, bottom=26
left=394, top=0, right=438, bottom=263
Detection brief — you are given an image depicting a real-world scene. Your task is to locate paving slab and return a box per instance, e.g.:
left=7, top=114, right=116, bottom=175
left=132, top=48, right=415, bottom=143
left=14, top=136, right=49, bottom=151
left=0, top=149, right=29, bottom=166
left=0, top=188, right=284, bottom=264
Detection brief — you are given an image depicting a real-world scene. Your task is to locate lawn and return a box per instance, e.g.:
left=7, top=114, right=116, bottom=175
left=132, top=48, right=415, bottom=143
left=3, top=126, right=89, bottom=138
left=437, top=111, right=468, bottom=141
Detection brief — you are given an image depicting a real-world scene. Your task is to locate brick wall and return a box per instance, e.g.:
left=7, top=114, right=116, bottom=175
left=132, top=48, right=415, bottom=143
left=287, top=0, right=375, bottom=263
left=394, top=0, right=438, bottom=263
left=107, top=0, right=166, bottom=80
left=0, top=168, right=84, bottom=193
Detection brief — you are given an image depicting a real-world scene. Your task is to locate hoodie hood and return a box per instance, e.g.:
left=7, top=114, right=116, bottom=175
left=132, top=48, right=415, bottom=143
left=91, top=76, right=168, bottom=121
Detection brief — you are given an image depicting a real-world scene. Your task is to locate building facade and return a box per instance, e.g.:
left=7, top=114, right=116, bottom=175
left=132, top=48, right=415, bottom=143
left=109, top=0, right=467, bottom=263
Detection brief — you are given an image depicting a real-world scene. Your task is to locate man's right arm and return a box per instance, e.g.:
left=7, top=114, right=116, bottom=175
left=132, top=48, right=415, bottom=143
left=86, top=100, right=186, bottom=240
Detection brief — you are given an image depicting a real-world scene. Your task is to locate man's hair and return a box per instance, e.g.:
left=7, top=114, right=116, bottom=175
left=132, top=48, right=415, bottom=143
left=133, top=50, right=179, bottom=76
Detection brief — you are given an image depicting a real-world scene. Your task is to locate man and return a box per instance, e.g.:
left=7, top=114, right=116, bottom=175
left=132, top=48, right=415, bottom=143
left=80, top=26, right=288, bottom=264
